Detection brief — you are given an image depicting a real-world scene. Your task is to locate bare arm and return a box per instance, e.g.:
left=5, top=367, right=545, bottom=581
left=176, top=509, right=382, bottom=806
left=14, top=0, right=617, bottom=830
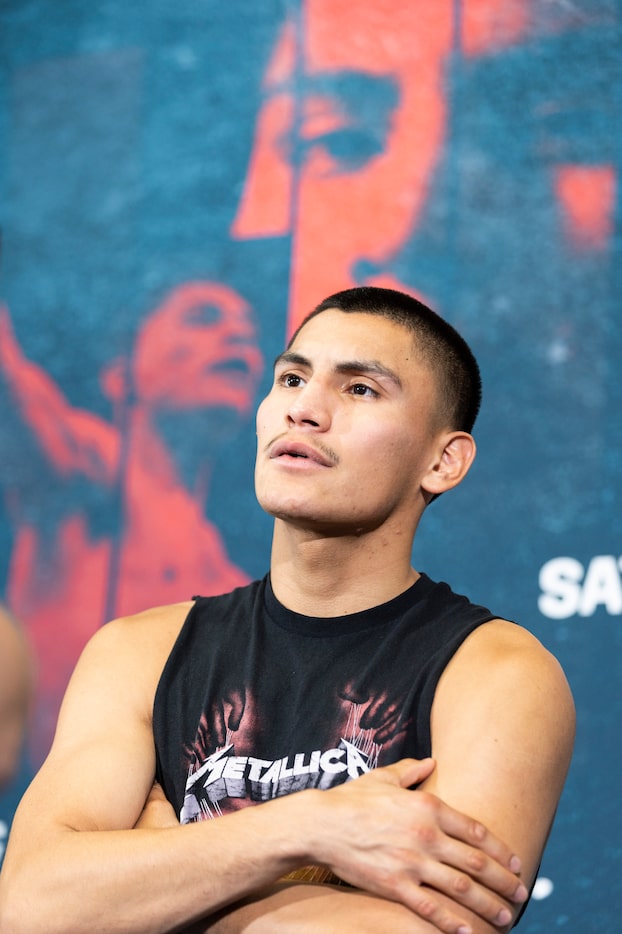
left=0, top=609, right=529, bottom=934
left=413, top=619, right=575, bottom=932
left=0, top=604, right=33, bottom=789
left=134, top=785, right=452, bottom=934
left=135, top=784, right=526, bottom=934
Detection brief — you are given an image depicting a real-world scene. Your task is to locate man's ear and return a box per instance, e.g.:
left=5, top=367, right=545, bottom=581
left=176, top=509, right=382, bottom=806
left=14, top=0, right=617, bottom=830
left=422, top=431, right=476, bottom=497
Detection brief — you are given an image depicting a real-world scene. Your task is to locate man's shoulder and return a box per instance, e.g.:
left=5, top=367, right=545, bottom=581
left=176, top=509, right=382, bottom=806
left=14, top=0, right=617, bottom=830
left=58, top=601, right=198, bottom=731
left=442, top=617, right=574, bottom=717
left=96, top=580, right=264, bottom=663
left=114, top=599, right=196, bottom=629
left=460, top=617, right=557, bottom=662
left=78, top=601, right=195, bottom=678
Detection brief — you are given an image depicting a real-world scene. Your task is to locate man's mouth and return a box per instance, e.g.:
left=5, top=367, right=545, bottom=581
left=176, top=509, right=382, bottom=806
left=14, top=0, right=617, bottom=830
left=268, top=439, right=336, bottom=467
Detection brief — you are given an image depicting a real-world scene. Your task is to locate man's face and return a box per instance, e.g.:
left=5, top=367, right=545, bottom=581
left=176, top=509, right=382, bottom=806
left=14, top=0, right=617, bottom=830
left=132, top=281, right=263, bottom=414
left=233, top=0, right=453, bottom=334
left=255, top=308, right=442, bottom=535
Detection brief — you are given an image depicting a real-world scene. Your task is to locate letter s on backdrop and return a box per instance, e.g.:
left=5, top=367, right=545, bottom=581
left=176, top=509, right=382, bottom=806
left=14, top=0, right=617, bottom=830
left=538, top=557, right=584, bottom=619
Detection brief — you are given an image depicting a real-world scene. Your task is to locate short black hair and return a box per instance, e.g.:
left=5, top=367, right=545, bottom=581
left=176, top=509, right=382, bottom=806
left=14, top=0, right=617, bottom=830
left=289, top=285, right=482, bottom=433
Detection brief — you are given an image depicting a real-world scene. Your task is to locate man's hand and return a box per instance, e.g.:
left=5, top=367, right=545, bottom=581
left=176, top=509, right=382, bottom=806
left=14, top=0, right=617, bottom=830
left=305, top=758, right=527, bottom=934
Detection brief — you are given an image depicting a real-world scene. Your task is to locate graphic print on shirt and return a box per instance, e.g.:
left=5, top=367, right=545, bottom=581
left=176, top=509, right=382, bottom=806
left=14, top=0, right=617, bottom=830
left=180, top=682, right=408, bottom=822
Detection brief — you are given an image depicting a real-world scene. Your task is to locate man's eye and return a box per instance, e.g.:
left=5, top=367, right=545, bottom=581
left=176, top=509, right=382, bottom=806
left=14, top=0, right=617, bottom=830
left=280, top=373, right=303, bottom=387
left=350, top=383, right=378, bottom=397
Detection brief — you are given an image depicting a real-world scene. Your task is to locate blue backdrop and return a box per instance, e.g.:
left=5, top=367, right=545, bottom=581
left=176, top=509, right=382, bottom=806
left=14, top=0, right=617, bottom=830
left=0, top=2, right=620, bottom=928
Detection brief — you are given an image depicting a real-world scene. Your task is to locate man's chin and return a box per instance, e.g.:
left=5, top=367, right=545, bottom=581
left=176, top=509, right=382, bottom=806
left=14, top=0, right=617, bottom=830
left=263, top=506, right=373, bottom=539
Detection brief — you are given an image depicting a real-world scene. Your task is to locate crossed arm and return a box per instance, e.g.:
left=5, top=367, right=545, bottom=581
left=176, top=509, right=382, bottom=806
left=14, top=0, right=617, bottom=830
left=0, top=608, right=574, bottom=934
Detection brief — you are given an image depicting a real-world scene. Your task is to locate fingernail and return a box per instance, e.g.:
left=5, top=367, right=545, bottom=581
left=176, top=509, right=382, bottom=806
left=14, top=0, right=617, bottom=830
left=457, top=926, right=472, bottom=934
left=509, top=855, right=522, bottom=873
left=513, top=882, right=528, bottom=902
left=496, top=908, right=512, bottom=926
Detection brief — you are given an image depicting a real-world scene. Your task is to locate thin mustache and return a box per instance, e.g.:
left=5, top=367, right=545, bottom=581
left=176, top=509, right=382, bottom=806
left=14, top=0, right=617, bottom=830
left=265, top=433, right=340, bottom=466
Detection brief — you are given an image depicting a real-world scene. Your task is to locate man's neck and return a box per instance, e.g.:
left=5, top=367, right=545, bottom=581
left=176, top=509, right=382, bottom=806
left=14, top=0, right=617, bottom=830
left=269, top=521, right=419, bottom=617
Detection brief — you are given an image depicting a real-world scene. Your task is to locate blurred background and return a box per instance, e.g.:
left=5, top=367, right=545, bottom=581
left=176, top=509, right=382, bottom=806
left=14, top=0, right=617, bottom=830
left=0, top=1, right=620, bottom=927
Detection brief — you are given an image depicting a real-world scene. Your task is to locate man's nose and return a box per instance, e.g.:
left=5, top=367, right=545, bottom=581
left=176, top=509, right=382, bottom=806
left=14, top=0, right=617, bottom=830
left=286, top=381, right=332, bottom=430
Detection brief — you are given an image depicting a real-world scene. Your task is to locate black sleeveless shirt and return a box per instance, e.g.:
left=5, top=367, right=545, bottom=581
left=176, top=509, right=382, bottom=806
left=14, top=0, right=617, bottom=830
left=153, top=573, right=498, bottom=822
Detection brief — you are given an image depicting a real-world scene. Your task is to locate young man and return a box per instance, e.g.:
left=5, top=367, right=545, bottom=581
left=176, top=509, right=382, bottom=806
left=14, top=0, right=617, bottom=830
left=0, top=286, right=574, bottom=934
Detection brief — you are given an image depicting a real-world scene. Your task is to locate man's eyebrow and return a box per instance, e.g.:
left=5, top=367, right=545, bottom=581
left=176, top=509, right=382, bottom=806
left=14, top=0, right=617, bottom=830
left=336, top=360, right=403, bottom=388
left=273, top=351, right=402, bottom=388
left=273, top=350, right=310, bottom=371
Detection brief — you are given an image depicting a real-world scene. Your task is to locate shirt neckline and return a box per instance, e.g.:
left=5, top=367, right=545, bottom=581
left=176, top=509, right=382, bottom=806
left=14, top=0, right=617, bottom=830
left=263, top=572, right=433, bottom=637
